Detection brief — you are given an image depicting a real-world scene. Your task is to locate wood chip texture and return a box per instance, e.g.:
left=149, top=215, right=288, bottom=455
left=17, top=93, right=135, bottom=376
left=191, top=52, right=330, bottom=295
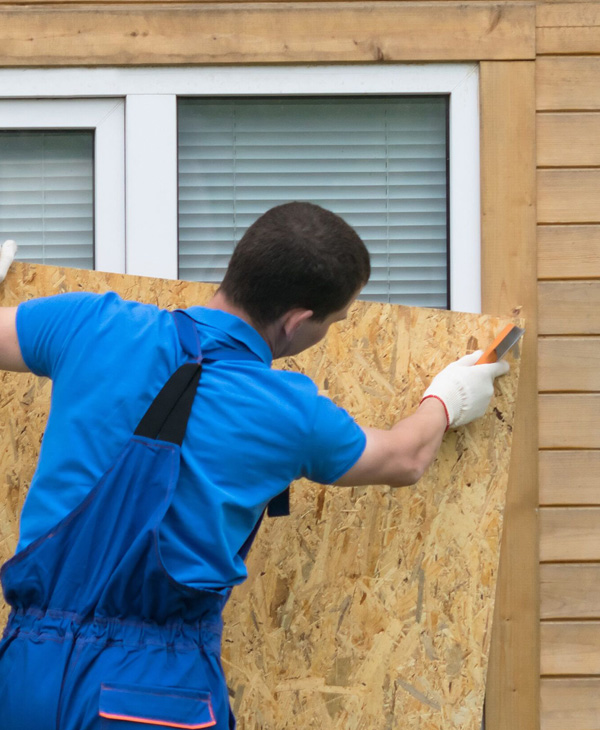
left=0, top=263, right=521, bottom=730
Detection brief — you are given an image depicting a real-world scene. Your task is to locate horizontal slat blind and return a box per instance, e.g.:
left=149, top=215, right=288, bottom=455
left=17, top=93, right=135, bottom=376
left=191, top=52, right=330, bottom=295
left=0, top=131, right=94, bottom=269
left=178, top=97, right=448, bottom=308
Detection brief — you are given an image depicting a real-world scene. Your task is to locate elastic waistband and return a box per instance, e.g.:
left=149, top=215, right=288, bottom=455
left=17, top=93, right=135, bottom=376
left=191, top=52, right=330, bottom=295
left=4, top=607, right=223, bottom=653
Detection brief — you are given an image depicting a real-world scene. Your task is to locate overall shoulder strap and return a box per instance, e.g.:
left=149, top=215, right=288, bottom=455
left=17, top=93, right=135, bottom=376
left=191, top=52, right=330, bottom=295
left=134, top=363, right=202, bottom=446
left=172, top=310, right=202, bottom=361
left=133, top=311, right=206, bottom=445
left=172, top=309, right=261, bottom=363
left=136, top=309, right=290, bottom=514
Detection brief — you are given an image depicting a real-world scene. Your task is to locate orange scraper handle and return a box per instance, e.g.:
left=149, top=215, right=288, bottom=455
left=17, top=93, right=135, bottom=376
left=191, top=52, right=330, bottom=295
left=475, top=324, right=518, bottom=365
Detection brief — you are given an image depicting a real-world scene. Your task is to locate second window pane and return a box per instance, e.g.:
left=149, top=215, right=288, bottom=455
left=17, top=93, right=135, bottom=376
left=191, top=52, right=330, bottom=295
left=178, top=96, right=448, bottom=308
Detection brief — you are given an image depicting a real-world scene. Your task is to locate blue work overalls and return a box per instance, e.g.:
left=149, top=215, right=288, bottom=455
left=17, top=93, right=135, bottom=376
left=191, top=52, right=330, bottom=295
left=0, top=311, right=287, bottom=730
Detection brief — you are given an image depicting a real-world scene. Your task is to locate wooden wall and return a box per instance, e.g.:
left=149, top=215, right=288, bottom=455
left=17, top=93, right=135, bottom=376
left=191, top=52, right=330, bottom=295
left=7, top=1, right=600, bottom=729
left=537, top=4, right=600, bottom=730
left=0, top=11, right=541, bottom=730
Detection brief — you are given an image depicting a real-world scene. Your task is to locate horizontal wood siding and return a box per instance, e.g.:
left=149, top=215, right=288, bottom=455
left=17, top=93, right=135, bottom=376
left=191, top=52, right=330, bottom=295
left=541, top=564, right=600, bottom=619
left=542, top=623, right=600, bottom=675
left=538, top=225, right=600, bottom=279
left=0, top=2, right=584, bottom=729
left=539, top=337, right=600, bottom=392
left=537, top=113, right=600, bottom=167
left=541, top=678, right=600, bottom=730
left=540, top=451, right=600, bottom=505
left=537, top=57, right=600, bottom=110
left=539, top=394, right=600, bottom=448
left=537, top=9, right=600, bottom=730
left=540, top=508, right=600, bottom=561
left=538, top=282, right=600, bottom=334
left=538, top=170, right=600, bottom=223
left=537, top=3, right=600, bottom=55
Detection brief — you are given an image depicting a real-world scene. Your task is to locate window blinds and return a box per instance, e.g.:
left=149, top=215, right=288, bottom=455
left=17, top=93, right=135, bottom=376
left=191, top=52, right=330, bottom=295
left=178, top=97, right=449, bottom=308
left=0, top=131, right=94, bottom=269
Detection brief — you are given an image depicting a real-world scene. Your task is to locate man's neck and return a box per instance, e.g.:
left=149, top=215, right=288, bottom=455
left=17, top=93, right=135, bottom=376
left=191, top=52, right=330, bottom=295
left=205, top=290, right=292, bottom=359
left=205, top=290, right=255, bottom=327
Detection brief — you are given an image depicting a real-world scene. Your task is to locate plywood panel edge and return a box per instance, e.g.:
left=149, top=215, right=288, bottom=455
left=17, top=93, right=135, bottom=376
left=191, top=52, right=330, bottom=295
left=0, top=3, right=536, bottom=66
left=480, top=61, right=539, bottom=730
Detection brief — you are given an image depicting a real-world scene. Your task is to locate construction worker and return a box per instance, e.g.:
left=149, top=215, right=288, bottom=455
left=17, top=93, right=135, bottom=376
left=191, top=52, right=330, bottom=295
left=0, top=202, right=507, bottom=729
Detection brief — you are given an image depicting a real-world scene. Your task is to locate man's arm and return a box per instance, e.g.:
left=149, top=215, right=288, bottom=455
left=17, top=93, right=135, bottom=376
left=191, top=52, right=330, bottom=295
left=0, top=241, right=27, bottom=372
left=335, top=397, right=447, bottom=487
left=0, top=307, right=28, bottom=372
left=335, top=351, right=509, bottom=488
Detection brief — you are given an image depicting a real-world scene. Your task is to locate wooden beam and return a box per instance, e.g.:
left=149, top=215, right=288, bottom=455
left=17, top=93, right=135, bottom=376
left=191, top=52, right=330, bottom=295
left=0, top=0, right=539, bottom=3
left=0, top=3, right=536, bottom=66
left=480, top=61, right=538, bottom=730
left=540, top=394, right=600, bottom=449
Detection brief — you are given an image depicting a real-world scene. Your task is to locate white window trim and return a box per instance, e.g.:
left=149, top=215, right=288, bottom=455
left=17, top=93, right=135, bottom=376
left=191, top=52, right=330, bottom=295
left=0, top=98, right=126, bottom=274
left=0, top=65, right=480, bottom=313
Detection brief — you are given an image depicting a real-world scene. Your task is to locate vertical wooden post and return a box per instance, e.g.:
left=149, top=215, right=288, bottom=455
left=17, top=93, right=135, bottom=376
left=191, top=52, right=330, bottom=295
left=480, top=61, right=539, bottom=730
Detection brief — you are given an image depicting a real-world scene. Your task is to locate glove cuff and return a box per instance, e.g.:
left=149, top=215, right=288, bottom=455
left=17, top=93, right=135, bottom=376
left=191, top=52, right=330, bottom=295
left=422, top=380, right=466, bottom=429
left=420, top=395, right=450, bottom=431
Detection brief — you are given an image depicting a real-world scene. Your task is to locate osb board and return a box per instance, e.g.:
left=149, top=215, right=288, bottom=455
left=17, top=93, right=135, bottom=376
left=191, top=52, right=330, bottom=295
left=0, top=262, right=522, bottom=730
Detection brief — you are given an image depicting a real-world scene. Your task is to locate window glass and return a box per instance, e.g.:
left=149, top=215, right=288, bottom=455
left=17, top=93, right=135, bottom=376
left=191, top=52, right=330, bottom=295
left=0, top=131, right=94, bottom=269
left=178, top=97, right=449, bottom=307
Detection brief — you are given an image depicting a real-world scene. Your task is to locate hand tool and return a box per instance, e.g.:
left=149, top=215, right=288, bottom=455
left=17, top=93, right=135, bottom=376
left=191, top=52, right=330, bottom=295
left=476, top=324, right=525, bottom=365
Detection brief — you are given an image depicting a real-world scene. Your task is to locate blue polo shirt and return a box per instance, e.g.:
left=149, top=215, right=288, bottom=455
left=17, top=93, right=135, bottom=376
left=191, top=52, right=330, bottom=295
left=15, top=292, right=366, bottom=590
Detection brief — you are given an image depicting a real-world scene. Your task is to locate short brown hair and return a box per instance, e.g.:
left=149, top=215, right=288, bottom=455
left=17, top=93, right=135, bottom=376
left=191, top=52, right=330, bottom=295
left=219, top=202, right=370, bottom=325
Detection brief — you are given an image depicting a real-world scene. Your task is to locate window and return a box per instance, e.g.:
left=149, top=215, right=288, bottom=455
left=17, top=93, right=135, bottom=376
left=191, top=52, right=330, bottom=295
left=0, top=98, right=125, bottom=273
left=0, top=131, right=94, bottom=268
left=178, top=96, right=449, bottom=308
left=0, top=65, right=480, bottom=312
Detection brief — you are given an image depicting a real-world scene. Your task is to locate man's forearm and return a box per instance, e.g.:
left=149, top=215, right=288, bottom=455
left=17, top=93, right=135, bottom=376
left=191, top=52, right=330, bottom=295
left=386, top=398, right=448, bottom=485
left=390, top=398, right=447, bottom=482
left=336, top=398, right=447, bottom=488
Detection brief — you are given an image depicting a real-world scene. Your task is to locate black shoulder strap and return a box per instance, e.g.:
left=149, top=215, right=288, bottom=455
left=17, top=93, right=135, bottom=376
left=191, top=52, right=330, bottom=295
left=267, top=488, right=290, bottom=517
left=135, top=309, right=290, bottom=515
left=134, top=363, right=202, bottom=446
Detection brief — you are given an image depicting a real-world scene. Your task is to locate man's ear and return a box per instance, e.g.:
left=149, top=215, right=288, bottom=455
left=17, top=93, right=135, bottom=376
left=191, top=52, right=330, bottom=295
left=281, top=308, right=314, bottom=339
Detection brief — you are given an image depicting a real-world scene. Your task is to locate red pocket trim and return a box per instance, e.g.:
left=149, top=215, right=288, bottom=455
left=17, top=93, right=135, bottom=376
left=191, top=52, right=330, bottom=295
left=99, top=710, right=216, bottom=729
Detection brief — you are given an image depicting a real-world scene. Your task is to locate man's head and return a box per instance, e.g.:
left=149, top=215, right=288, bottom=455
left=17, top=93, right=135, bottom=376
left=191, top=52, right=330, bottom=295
left=219, top=202, right=370, bottom=330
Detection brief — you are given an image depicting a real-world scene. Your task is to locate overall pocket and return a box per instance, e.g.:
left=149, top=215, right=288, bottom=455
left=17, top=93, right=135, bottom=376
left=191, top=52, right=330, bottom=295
left=99, top=683, right=217, bottom=729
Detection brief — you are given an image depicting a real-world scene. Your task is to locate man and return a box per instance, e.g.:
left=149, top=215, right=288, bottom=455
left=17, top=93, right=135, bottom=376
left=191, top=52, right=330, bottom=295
left=0, top=202, right=507, bottom=729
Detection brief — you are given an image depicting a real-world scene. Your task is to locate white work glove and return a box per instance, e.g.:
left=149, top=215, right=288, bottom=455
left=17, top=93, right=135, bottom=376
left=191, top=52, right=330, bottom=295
left=0, top=240, right=17, bottom=283
left=421, top=350, right=510, bottom=429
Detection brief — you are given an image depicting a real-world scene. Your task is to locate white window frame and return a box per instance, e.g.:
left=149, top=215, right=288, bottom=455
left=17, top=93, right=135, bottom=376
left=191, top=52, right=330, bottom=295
left=0, top=98, right=126, bottom=274
left=0, top=65, right=480, bottom=313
